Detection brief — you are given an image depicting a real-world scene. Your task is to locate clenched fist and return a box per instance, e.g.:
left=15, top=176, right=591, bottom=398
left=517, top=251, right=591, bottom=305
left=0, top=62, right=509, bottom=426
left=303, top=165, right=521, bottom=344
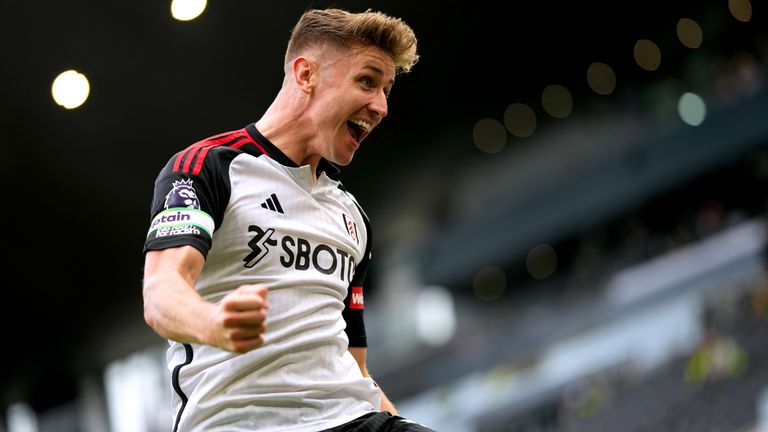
left=207, top=285, right=269, bottom=353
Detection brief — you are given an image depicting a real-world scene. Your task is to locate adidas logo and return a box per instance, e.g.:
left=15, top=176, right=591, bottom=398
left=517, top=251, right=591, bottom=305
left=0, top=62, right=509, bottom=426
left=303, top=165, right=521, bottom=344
left=260, top=193, right=284, bottom=214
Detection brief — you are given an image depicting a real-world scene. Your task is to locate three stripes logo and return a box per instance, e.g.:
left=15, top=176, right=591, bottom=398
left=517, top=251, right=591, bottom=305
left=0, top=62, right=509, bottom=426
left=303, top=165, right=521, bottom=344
left=260, top=193, right=284, bottom=214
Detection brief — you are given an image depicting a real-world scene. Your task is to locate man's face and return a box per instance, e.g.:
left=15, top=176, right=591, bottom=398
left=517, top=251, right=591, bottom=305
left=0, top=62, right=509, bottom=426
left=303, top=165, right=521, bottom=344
left=311, top=44, right=396, bottom=166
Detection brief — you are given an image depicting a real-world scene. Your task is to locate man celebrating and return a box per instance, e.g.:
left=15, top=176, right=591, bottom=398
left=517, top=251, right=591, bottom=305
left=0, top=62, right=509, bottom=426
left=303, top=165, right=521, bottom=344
left=142, top=7, right=434, bottom=432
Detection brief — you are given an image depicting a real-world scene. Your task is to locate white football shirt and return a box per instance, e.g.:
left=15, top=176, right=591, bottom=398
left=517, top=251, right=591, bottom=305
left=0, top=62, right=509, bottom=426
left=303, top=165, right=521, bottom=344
left=144, top=124, right=379, bottom=431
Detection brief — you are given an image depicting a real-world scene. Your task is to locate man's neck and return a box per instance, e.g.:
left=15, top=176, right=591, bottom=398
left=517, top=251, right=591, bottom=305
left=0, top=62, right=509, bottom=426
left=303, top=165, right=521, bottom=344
left=255, top=117, right=322, bottom=182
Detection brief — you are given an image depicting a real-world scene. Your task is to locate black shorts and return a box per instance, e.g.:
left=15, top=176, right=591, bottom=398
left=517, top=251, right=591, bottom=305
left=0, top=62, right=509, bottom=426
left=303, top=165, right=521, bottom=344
left=321, top=412, right=436, bottom=432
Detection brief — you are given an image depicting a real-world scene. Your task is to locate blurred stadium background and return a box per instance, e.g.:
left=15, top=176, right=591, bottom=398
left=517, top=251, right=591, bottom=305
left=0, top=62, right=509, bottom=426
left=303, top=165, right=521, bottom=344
left=2, top=0, right=768, bottom=431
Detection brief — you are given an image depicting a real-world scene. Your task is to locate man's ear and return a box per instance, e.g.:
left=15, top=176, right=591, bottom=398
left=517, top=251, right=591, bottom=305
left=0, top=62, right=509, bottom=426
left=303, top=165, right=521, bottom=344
left=292, top=56, right=315, bottom=94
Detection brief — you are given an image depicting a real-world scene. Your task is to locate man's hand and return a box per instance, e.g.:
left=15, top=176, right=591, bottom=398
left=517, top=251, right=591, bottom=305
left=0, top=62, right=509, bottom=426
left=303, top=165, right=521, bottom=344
left=206, top=285, right=269, bottom=353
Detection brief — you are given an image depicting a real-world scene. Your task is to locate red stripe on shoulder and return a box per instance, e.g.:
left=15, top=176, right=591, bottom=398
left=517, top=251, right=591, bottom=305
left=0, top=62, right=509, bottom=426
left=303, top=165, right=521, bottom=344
left=174, top=129, right=251, bottom=174
left=227, top=130, right=264, bottom=152
left=192, top=145, right=214, bottom=175
left=173, top=144, right=198, bottom=172
left=182, top=146, right=202, bottom=173
left=226, top=128, right=268, bottom=156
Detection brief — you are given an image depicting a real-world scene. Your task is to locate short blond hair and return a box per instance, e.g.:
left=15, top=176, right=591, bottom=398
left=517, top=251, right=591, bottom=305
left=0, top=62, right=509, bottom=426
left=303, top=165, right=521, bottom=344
left=285, top=8, right=419, bottom=75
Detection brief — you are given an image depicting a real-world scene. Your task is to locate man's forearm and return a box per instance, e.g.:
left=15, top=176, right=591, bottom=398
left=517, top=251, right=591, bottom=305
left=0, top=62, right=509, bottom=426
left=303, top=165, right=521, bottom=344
left=143, top=270, right=213, bottom=344
left=379, top=386, right=398, bottom=415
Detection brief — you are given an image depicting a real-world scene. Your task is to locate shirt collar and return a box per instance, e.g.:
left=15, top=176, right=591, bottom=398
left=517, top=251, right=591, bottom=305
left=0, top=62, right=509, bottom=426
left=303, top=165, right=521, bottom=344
left=245, top=123, right=341, bottom=179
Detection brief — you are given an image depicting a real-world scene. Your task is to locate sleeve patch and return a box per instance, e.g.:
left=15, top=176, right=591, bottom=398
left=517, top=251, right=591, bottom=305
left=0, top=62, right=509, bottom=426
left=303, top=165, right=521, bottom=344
left=147, top=208, right=214, bottom=238
left=164, top=178, right=200, bottom=209
left=350, top=286, right=364, bottom=309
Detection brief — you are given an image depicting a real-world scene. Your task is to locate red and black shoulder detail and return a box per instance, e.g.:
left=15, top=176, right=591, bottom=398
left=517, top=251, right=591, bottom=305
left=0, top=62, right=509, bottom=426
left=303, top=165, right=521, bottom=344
left=143, top=126, right=270, bottom=257
left=172, top=128, right=265, bottom=175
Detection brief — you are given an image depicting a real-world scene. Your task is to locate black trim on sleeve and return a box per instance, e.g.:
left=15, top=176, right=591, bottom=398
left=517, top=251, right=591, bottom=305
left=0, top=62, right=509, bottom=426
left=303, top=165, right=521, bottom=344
left=342, top=198, right=373, bottom=348
left=143, top=145, right=239, bottom=256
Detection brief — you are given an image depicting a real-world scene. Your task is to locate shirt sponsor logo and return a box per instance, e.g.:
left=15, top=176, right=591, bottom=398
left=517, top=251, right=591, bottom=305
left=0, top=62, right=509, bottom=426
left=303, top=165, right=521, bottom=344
left=244, top=224, right=356, bottom=282
left=350, top=286, right=364, bottom=309
left=243, top=226, right=277, bottom=267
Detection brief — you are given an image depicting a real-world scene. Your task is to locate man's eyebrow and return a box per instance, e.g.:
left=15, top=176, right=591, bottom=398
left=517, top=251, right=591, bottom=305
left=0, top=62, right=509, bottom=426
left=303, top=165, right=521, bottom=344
left=363, top=65, right=395, bottom=85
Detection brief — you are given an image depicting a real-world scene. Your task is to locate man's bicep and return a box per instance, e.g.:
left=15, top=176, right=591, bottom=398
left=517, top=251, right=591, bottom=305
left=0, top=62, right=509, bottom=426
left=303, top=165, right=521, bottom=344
left=144, top=245, right=205, bottom=288
left=142, top=246, right=211, bottom=343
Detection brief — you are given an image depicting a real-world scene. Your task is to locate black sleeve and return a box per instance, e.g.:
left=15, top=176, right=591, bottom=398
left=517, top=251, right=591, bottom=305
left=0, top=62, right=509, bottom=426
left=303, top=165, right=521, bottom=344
left=342, top=207, right=372, bottom=348
left=143, top=146, right=237, bottom=257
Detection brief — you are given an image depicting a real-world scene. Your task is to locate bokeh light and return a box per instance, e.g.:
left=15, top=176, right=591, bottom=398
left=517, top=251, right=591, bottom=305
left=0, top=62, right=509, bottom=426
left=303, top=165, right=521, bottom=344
left=504, top=103, right=537, bottom=138
left=677, top=18, right=703, bottom=49
left=51, top=69, right=90, bottom=109
left=473, top=267, right=507, bottom=302
left=171, top=0, right=207, bottom=21
left=634, top=39, right=662, bottom=71
left=473, top=118, right=507, bottom=153
left=729, top=0, right=752, bottom=22
left=542, top=84, right=573, bottom=119
left=678, top=92, right=707, bottom=126
left=415, top=286, right=457, bottom=347
left=526, top=244, right=558, bottom=280
left=586, top=62, right=617, bottom=96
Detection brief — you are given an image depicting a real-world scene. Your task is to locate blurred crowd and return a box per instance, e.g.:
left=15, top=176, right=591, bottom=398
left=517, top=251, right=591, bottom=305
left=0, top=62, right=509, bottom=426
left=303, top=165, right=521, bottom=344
left=472, top=140, right=768, bottom=432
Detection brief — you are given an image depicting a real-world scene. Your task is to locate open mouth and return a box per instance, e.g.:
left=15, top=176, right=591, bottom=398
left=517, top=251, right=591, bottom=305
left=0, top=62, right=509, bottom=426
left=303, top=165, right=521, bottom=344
left=347, top=119, right=372, bottom=144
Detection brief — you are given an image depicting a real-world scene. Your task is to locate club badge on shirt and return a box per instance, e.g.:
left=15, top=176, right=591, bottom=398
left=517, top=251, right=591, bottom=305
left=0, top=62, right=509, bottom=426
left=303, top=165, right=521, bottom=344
left=342, top=213, right=359, bottom=244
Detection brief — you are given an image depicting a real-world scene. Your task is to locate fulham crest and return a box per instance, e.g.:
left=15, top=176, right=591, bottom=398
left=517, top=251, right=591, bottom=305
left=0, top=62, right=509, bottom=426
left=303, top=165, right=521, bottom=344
left=342, top=213, right=359, bottom=244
